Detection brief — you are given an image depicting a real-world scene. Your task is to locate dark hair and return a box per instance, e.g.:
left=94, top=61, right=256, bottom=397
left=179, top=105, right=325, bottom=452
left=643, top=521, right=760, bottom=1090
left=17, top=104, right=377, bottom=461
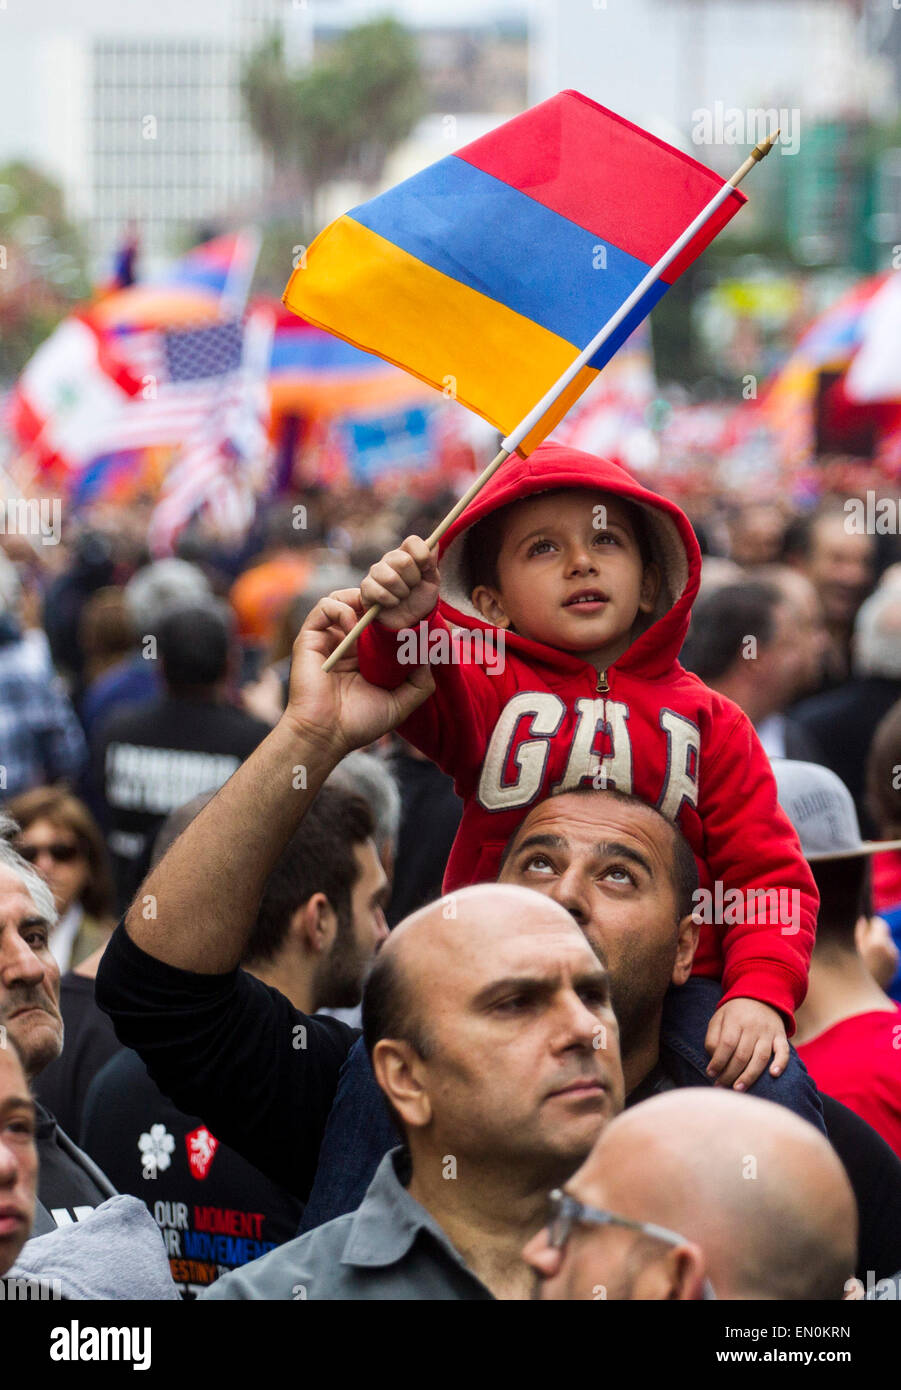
left=463, top=508, right=507, bottom=594
left=242, top=787, right=374, bottom=967
left=361, top=945, right=434, bottom=1139
left=150, top=790, right=217, bottom=868
left=463, top=490, right=654, bottom=596
left=810, top=857, right=870, bottom=948
left=6, top=785, right=115, bottom=919
left=779, top=501, right=849, bottom=566
left=158, top=605, right=230, bottom=690
left=78, top=587, right=134, bottom=671
left=779, top=513, right=814, bottom=566
left=680, top=581, right=782, bottom=682
left=498, top=785, right=699, bottom=921
left=362, top=949, right=432, bottom=1059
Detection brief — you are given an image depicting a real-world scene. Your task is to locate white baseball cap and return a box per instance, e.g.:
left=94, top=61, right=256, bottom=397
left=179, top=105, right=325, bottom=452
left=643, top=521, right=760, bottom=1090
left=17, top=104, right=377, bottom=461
left=771, top=759, right=901, bottom=862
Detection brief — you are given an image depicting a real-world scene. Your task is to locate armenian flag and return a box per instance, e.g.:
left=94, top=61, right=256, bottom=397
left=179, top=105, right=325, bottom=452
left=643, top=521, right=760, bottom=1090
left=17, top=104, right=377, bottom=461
left=284, top=91, right=746, bottom=454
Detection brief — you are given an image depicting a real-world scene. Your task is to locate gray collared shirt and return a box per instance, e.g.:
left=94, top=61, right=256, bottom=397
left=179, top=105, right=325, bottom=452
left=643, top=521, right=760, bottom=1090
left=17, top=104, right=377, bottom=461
left=201, top=1149, right=494, bottom=1300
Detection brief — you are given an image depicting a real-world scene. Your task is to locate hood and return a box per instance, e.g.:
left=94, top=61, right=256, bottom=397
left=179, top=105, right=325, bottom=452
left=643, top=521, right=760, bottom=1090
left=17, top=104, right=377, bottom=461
left=437, top=442, right=701, bottom=677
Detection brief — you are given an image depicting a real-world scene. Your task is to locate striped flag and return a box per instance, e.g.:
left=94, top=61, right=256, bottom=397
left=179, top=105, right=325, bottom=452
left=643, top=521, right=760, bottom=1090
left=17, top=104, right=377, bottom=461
left=148, top=310, right=274, bottom=555
left=87, top=319, right=246, bottom=454
left=284, top=91, right=745, bottom=454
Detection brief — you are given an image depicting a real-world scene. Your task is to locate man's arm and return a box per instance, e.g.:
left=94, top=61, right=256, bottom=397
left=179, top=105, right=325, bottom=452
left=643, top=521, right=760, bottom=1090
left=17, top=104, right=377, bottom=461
left=122, top=589, right=434, bottom=972
left=95, top=590, right=432, bottom=1196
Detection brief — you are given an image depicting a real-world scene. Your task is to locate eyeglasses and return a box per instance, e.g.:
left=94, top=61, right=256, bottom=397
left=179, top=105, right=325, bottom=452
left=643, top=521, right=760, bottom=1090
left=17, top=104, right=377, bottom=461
left=546, top=1188, right=717, bottom=1299
left=16, top=842, right=81, bottom=865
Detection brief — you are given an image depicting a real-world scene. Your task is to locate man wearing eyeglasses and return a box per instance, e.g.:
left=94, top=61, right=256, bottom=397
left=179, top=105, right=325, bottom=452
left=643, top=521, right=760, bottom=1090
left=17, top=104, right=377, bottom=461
left=522, top=1088, right=857, bottom=1301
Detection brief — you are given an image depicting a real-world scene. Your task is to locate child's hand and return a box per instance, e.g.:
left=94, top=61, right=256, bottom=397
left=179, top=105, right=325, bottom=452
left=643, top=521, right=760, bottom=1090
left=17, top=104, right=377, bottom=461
left=704, top=998, right=790, bottom=1092
left=361, top=536, right=440, bottom=632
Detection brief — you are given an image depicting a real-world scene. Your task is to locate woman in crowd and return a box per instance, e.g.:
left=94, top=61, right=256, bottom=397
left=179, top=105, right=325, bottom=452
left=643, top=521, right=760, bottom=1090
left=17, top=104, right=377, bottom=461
left=5, top=786, right=115, bottom=972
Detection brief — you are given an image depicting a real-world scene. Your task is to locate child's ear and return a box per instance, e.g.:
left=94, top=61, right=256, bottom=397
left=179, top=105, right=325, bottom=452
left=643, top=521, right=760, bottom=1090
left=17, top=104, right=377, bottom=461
left=638, top=561, right=661, bottom=615
left=471, top=585, right=511, bottom=628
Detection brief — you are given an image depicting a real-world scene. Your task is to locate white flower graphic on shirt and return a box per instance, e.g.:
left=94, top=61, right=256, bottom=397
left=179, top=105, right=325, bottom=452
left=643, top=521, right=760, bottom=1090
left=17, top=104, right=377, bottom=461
left=138, top=1123, right=175, bottom=1179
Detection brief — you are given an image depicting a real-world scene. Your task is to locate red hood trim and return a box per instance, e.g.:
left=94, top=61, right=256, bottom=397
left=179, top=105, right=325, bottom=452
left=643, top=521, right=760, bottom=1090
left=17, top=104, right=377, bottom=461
left=436, top=442, right=701, bottom=678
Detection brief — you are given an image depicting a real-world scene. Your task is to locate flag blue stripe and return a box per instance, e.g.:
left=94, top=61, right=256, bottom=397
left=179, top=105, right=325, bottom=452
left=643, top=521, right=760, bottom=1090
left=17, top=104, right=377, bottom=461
left=270, top=332, right=385, bottom=374
left=347, top=155, right=667, bottom=367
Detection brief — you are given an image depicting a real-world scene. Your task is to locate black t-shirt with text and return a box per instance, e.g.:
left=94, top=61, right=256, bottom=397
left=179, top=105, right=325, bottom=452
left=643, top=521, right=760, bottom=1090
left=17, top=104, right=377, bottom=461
left=81, top=1048, right=304, bottom=1299
left=92, top=694, right=269, bottom=910
left=35, top=1104, right=111, bottom=1232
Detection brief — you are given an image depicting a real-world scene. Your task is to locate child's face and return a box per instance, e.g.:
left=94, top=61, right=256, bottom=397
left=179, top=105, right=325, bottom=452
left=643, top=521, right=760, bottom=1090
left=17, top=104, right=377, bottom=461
left=471, top=491, right=660, bottom=662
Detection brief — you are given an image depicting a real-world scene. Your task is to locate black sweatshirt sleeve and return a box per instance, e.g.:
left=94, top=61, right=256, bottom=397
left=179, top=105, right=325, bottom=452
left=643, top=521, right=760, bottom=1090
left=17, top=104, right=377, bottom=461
left=94, top=921, right=358, bottom=1201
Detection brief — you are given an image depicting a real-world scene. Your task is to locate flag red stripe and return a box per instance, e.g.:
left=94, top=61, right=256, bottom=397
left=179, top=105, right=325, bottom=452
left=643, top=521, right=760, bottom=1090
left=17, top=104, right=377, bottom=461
left=456, top=90, right=746, bottom=283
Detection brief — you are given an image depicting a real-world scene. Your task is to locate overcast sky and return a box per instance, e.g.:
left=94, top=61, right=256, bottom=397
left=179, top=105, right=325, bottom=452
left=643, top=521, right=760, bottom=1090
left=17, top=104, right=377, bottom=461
left=2, top=0, right=532, bottom=36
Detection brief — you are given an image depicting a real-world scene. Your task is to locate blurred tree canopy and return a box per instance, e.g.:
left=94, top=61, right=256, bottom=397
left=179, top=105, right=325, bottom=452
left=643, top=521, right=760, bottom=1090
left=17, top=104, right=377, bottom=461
left=0, top=162, right=89, bottom=382
left=243, top=18, right=426, bottom=240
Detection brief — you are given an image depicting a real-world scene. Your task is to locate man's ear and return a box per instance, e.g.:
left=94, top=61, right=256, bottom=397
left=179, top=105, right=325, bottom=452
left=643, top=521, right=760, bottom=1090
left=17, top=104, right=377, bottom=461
left=631, top=1242, right=707, bottom=1301
left=291, top=894, right=338, bottom=956
left=638, top=562, right=662, bottom=615
left=372, top=1038, right=432, bottom=1130
left=672, top=912, right=700, bottom=987
left=470, top=585, right=511, bottom=628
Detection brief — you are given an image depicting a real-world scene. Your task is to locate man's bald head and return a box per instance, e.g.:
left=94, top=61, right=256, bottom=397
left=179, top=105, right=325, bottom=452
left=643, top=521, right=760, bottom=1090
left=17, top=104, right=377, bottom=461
left=363, top=883, right=594, bottom=1062
left=362, top=883, right=624, bottom=1180
left=525, top=1088, right=857, bottom=1300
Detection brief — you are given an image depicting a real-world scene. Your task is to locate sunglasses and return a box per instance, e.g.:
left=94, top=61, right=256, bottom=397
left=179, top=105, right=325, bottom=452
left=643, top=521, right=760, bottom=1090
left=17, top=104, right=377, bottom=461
left=546, top=1188, right=717, bottom=1299
left=16, top=841, right=81, bottom=865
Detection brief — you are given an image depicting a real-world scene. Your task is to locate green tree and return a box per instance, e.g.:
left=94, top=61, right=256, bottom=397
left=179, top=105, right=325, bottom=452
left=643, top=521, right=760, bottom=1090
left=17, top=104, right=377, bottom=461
left=242, top=19, right=425, bottom=233
left=0, top=162, right=89, bottom=383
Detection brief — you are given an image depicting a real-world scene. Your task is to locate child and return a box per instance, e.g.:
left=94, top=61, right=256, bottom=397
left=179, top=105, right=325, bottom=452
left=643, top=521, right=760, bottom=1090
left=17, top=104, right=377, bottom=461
left=357, top=442, right=820, bottom=1113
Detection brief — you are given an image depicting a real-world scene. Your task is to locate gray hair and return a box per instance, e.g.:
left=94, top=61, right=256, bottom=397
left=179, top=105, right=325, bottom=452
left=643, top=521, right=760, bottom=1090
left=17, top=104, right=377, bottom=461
left=327, top=751, right=401, bottom=857
left=125, top=559, right=213, bottom=634
left=854, top=586, right=901, bottom=680
left=0, top=814, right=58, bottom=927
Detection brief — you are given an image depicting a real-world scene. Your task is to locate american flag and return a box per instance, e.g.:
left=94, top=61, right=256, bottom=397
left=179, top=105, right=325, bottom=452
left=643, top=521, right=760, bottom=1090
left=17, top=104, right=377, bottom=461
left=88, top=319, right=246, bottom=454
left=147, top=310, right=274, bottom=555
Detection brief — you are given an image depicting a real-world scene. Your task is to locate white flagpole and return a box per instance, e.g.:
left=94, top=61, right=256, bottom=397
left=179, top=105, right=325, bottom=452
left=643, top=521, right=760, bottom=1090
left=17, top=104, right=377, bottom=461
left=321, top=129, right=780, bottom=672
left=503, top=132, right=778, bottom=452
left=221, top=226, right=262, bottom=318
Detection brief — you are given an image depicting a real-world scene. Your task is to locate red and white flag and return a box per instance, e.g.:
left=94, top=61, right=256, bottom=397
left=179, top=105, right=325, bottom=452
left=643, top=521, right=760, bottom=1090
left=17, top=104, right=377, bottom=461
left=5, top=315, right=142, bottom=475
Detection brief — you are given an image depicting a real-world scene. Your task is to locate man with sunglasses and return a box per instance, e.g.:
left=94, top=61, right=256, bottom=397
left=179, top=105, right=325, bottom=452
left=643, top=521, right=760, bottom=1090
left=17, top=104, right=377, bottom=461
left=523, top=1088, right=857, bottom=1301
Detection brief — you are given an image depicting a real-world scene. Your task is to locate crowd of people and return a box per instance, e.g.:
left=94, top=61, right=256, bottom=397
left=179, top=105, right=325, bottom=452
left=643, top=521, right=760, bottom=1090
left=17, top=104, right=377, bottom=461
left=2, top=441, right=901, bottom=1302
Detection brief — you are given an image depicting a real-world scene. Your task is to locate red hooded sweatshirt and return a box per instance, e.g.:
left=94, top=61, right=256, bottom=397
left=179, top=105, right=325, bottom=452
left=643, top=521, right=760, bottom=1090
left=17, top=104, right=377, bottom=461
left=358, top=443, right=818, bottom=1030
